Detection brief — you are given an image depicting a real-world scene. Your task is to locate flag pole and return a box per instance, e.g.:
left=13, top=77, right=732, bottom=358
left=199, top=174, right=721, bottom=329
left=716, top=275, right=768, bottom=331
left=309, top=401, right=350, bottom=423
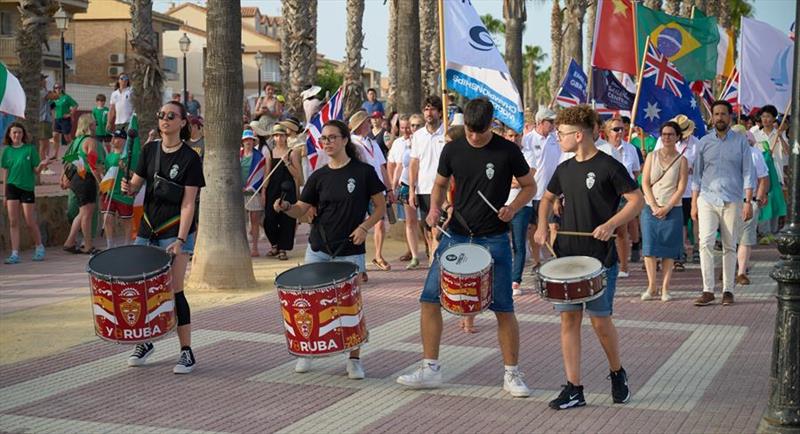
left=549, top=86, right=562, bottom=109
left=438, top=0, right=449, bottom=133
left=628, top=36, right=650, bottom=140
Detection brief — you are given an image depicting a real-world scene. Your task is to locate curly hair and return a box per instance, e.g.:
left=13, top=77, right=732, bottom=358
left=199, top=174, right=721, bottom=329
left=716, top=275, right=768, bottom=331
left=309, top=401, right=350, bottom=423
left=555, top=105, right=598, bottom=131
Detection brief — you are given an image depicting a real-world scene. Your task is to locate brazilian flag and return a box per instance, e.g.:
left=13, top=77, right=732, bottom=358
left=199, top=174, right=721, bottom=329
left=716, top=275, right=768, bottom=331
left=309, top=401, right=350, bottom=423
left=636, top=5, right=720, bottom=81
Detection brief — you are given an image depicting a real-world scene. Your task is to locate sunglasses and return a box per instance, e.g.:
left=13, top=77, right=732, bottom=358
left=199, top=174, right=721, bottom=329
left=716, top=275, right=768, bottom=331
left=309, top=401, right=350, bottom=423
left=157, top=111, right=180, bottom=121
left=610, top=127, right=625, bottom=133
left=410, top=123, right=423, bottom=128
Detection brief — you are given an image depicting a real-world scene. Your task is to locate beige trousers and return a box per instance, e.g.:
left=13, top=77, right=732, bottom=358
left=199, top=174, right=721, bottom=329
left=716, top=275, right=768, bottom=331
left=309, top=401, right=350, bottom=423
left=697, top=197, right=743, bottom=293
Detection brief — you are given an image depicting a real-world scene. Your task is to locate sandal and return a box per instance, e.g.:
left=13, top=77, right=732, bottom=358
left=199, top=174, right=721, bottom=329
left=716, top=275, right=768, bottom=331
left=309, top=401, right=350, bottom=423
left=63, top=245, right=81, bottom=254
left=266, top=247, right=279, bottom=257
left=674, top=261, right=686, bottom=272
left=372, top=258, right=391, bottom=271
left=277, top=251, right=288, bottom=261
left=81, top=247, right=100, bottom=255
left=398, top=252, right=412, bottom=262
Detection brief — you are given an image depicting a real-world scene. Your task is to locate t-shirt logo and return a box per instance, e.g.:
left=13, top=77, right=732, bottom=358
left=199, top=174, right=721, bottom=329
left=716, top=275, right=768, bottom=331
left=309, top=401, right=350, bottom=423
left=347, top=178, right=356, bottom=194
left=169, top=164, right=179, bottom=179
left=586, top=172, right=596, bottom=189
left=485, top=163, right=495, bottom=180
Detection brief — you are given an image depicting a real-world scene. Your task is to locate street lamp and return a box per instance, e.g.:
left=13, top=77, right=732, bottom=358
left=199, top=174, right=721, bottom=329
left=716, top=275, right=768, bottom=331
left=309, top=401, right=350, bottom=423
left=255, top=51, right=264, bottom=99
left=53, top=4, right=69, bottom=91
left=178, top=32, right=191, bottom=105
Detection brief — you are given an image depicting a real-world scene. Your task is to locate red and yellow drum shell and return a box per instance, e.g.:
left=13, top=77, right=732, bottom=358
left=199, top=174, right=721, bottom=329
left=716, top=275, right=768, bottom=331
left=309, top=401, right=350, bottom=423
left=439, top=243, right=493, bottom=316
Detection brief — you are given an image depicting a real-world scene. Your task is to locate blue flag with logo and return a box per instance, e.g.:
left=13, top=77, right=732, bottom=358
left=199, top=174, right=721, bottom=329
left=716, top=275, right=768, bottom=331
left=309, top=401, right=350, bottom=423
left=592, top=68, right=635, bottom=111
left=634, top=41, right=705, bottom=137
left=555, top=59, right=587, bottom=107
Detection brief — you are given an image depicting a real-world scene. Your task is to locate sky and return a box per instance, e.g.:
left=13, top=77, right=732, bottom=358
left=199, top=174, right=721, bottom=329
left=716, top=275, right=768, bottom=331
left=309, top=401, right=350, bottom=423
left=155, top=0, right=797, bottom=75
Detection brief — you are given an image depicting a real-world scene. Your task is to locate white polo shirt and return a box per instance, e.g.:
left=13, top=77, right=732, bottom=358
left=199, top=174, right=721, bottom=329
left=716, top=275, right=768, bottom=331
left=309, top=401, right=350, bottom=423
left=409, top=123, right=445, bottom=195
left=110, top=87, right=134, bottom=125
left=352, top=134, right=386, bottom=184
left=598, top=140, right=641, bottom=180
left=523, top=129, right=562, bottom=201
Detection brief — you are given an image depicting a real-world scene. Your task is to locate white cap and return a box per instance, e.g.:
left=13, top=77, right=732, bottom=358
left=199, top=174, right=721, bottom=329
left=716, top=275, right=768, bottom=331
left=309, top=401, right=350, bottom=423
left=451, top=113, right=464, bottom=126
left=535, top=106, right=557, bottom=122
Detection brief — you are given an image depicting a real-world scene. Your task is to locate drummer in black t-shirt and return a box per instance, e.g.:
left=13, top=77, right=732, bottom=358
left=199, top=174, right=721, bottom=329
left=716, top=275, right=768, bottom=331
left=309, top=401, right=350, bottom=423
left=534, top=105, right=643, bottom=410
left=396, top=98, right=536, bottom=398
left=274, top=119, right=386, bottom=379
left=121, top=101, right=206, bottom=375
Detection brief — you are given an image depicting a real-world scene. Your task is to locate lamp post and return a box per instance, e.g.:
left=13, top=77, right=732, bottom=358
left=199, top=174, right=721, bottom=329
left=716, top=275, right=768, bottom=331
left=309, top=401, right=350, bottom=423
left=255, top=51, right=264, bottom=99
left=178, top=33, right=191, bottom=105
left=759, top=3, right=800, bottom=433
left=53, top=4, right=69, bottom=91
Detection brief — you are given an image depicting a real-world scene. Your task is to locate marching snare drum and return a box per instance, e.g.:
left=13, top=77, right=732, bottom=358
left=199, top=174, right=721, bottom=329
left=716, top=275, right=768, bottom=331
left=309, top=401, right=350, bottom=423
left=439, top=243, right=493, bottom=315
left=536, top=256, right=606, bottom=304
left=87, top=245, right=176, bottom=343
left=275, top=262, right=368, bottom=357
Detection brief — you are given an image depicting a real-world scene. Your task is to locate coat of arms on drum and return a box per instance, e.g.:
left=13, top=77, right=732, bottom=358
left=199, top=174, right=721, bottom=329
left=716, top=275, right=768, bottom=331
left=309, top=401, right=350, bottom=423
left=119, top=288, right=142, bottom=327
left=293, top=299, right=314, bottom=339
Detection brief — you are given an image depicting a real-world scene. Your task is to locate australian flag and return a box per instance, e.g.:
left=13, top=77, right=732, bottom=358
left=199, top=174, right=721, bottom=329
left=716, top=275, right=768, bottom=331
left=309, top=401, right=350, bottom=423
left=306, top=87, right=344, bottom=171
left=634, top=41, right=705, bottom=137
left=556, top=59, right=588, bottom=108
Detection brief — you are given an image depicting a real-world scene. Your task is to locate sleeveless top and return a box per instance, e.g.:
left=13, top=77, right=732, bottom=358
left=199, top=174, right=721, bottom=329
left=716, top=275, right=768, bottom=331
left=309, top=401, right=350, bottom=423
left=649, top=148, right=682, bottom=207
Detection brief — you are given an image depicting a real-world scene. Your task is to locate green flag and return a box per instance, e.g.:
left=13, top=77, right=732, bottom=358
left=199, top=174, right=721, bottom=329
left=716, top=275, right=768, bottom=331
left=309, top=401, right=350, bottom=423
left=636, top=4, right=720, bottom=81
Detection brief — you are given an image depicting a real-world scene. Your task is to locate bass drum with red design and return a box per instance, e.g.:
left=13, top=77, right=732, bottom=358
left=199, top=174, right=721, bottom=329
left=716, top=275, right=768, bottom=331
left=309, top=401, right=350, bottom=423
left=87, top=245, right=175, bottom=343
left=439, top=243, right=493, bottom=315
left=275, top=262, right=367, bottom=357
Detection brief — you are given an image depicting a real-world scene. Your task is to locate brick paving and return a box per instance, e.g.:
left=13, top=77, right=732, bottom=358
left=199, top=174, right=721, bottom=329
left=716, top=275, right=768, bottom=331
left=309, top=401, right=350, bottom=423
left=0, top=233, right=782, bottom=433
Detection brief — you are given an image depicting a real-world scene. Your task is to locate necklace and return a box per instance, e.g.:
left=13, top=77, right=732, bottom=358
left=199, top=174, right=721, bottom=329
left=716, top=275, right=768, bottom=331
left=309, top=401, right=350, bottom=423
left=329, top=157, right=351, bottom=169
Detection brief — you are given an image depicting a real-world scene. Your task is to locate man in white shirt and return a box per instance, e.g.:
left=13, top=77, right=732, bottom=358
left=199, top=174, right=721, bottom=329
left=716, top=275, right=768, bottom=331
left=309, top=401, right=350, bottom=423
left=350, top=110, right=393, bottom=277
left=751, top=105, right=788, bottom=236
left=107, top=74, right=134, bottom=131
left=409, top=96, right=446, bottom=260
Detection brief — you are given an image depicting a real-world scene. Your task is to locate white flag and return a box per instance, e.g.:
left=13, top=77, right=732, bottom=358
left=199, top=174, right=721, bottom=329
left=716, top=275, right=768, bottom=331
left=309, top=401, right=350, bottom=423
left=0, top=62, right=25, bottom=118
left=443, top=0, right=524, bottom=132
left=739, top=17, right=794, bottom=111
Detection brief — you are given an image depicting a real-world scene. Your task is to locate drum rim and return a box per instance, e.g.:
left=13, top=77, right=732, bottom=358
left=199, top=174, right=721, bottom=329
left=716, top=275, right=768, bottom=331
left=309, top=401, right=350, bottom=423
left=537, top=256, right=605, bottom=283
left=539, top=288, right=606, bottom=305
left=275, top=261, right=360, bottom=291
left=86, top=245, right=172, bottom=283
left=440, top=243, right=493, bottom=273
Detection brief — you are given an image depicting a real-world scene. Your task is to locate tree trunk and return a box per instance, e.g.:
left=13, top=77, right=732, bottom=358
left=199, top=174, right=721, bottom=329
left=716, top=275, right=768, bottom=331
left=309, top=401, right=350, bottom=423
left=188, top=0, right=256, bottom=290
left=718, top=3, right=732, bottom=30
left=419, top=0, right=439, bottom=103
left=644, top=0, right=663, bottom=10
left=16, top=0, right=53, bottom=139
left=705, top=0, right=720, bottom=17
left=562, top=0, right=585, bottom=72
left=343, top=0, right=365, bottom=118
left=387, top=0, right=398, bottom=112
left=130, top=0, right=164, bottom=137
left=549, top=0, right=563, bottom=102
left=665, top=0, right=681, bottom=15
left=396, top=0, right=421, bottom=115
left=504, top=0, right=526, bottom=102
left=692, top=0, right=707, bottom=15
left=286, top=0, right=316, bottom=120
left=585, top=0, right=596, bottom=73
left=279, top=1, right=292, bottom=95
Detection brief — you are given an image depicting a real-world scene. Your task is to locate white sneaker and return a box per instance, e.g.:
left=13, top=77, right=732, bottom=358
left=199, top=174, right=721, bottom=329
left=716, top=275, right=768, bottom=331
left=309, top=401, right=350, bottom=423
left=346, top=358, right=365, bottom=379
left=396, top=362, right=443, bottom=389
left=503, top=370, right=531, bottom=398
left=295, top=357, right=312, bottom=373
left=618, top=271, right=630, bottom=278
left=512, top=282, right=523, bottom=296
left=41, top=168, right=55, bottom=175
left=640, top=291, right=656, bottom=301
left=661, top=292, right=673, bottom=302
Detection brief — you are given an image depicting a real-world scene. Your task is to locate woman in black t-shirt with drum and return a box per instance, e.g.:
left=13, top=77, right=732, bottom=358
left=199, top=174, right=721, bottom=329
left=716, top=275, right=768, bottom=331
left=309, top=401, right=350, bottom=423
left=274, top=119, right=386, bottom=379
left=121, top=101, right=205, bottom=374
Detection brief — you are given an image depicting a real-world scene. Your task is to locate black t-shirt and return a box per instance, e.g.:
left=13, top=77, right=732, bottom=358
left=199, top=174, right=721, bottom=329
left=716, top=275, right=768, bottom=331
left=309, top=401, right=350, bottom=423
left=301, top=159, right=385, bottom=256
left=135, top=141, right=205, bottom=239
left=368, top=128, right=389, bottom=157
left=438, top=133, right=530, bottom=237
left=547, top=150, right=638, bottom=267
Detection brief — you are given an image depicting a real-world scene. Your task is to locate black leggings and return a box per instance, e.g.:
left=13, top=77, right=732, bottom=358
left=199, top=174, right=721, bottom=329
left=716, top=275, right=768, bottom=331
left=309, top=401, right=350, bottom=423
left=263, top=206, right=296, bottom=251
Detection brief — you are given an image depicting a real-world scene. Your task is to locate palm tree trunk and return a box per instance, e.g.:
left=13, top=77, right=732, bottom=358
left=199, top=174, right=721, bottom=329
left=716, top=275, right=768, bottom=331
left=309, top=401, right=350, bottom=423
left=280, top=1, right=292, bottom=95
left=343, top=0, right=366, bottom=118
left=419, top=0, right=439, bottom=103
left=562, top=0, right=585, bottom=72
left=188, top=0, right=256, bottom=290
left=130, top=0, right=164, bottom=137
left=665, top=0, right=681, bottom=15
left=287, top=0, right=316, bottom=120
left=16, top=0, right=53, bottom=138
left=396, top=0, right=421, bottom=115
left=549, top=0, right=564, bottom=101
left=679, top=1, right=693, bottom=17
left=585, top=0, right=596, bottom=73
left=644, top=0, right=663, bottom=10
left=387, top=0, right=398, bottom=112
left=504, top=0, right=526, bottom=102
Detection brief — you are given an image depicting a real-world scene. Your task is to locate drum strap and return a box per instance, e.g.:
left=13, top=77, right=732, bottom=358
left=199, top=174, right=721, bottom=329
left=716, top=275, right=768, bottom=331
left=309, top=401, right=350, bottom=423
left=318, top=224, right=348, bottom=258
left=451, top=209, right=473, bottom=237
left=143, top=213, right=181, bottom=238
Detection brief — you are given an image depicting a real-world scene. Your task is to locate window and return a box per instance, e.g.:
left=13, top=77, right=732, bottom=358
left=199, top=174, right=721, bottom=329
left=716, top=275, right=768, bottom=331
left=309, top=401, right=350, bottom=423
left=163, top=56, right=178, bottom=73
left=0, top=11, right=14, bottom=36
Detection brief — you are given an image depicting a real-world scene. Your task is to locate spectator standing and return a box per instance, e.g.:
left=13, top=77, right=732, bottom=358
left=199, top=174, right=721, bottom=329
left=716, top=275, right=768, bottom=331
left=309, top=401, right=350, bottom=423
left=107, top=74, right=134, bottom=131
left=38, top=75, right=55, bottom=174
left=93, top=94, right=111, bottom=152
left=388, top=115, right=422, bottom=269
left=100, top=129, right=134, bottom=249
left=185, top=93, right=201, bottom=117
left=361, top=88, right=384, bottom=116
left=51, top=84, right=78, bottom=161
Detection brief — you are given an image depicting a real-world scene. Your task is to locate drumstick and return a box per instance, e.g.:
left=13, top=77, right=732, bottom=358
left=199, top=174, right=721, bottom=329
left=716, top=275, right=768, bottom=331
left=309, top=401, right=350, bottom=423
left=477, top=190, right=499, bottom=214
left=544, top=242, right=557, bottom=258
left=557, top=230, right=617, bottom=239
left=436, top=224, right=452, bottom=238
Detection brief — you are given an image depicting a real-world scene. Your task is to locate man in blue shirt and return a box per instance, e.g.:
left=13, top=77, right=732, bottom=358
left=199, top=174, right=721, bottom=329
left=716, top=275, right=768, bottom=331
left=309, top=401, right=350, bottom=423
left=361, top=88, right=384, bottom=116
left=691, top=100, right=753, bottom=307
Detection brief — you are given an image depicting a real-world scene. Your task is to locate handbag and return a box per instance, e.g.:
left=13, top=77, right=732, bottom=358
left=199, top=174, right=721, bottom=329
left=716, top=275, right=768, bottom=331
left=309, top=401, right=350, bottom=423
left=152, top=141, right=185, bottom=205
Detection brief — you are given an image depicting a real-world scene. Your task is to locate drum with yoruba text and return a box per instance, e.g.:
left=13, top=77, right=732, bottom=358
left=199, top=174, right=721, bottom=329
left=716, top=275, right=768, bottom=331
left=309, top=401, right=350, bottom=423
left=439, top=243, right=493, bottom=315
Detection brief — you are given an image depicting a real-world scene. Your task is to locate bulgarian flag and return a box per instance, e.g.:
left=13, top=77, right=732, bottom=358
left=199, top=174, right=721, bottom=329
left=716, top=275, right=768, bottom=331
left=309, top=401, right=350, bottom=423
left=0, top=62, right=25, bottom=118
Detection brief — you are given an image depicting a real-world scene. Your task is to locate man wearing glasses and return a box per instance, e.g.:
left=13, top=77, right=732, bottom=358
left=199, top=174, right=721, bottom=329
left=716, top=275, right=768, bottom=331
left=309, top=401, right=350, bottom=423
left=108, top=74, right=134, bottom=132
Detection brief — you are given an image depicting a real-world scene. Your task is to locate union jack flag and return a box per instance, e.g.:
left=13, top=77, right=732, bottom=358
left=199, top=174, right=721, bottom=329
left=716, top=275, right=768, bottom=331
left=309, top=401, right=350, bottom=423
left=306, top=87, right=344, bottom=171
left=643, top=42, right=685, bottom=98
left=690, top=80, right=715, bottom=113
left=719, top=67, right=740, bottom=112
left=556, top=90, right=582, bottom=108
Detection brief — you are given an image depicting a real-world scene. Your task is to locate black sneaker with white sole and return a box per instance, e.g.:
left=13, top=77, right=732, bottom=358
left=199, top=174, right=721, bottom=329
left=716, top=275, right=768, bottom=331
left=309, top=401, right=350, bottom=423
left=128, top=342, right=154, bottom=367
left=609, top=367, right=631, bottom=403
left=173, top=346, right=196, bottom=374
left=549, top=382, right=586, bottom=410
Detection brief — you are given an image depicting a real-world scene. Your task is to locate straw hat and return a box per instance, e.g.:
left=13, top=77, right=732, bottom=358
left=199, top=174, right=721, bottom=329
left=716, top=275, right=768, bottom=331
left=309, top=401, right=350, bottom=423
left=348, top=110, right=369, bottom=132
left=279, top=118, right=301, bottom=134
left=249, top=120, right=269, bottom=137
left=670, top=114, right=696, bottom=139
left=270, top=124, right=288, bottom=136
left=300, top=85, right=322, bottom=100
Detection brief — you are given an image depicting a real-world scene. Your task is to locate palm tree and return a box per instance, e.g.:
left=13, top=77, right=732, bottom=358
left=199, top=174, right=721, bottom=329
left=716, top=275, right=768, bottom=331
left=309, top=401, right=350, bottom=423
left=644, top=0, right=663, bottom=9
left=286, top=0, right=316, bottom=120
left=343, top=0, right=365, bottom=117
left=562, top=0, right=585, bottom=72
left=481, top=13, right=506, bottom=38
left=504, top=0, right=526, bottom=102
left=387, top=0, right=398, bottom=111
left=725, top=0, right=753, bottom=34
left=585, top=0, right=596, bottom=70
left=419, top=0, right=439, bottom=102
left=188, top=0, right=256, bottom=290
left=535, top=67, right=552, bottom=107
left=665, top=0, right=681, bottom=15
left=523, top=45, right=547, bottom=111
left=16, top=0, right=53, bottom=137
left=279, top=1, right=292, bottom=96
left=396, top=0, right=421, bottom=115
left=130, top=0, right=164, bottom=136
left=548, top=0, right=564, bottom=101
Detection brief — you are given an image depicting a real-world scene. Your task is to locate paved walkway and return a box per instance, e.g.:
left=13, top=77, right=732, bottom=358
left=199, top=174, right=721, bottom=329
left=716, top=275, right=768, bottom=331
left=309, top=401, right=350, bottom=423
left=0, top=233, right=781, bottom=433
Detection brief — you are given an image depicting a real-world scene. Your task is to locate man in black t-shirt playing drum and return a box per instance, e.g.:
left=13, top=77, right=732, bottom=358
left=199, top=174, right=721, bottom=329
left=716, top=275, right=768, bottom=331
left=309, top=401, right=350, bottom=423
left=534, top=105, right=643, bottom=409
left=397, top=98, right=537, bottom=398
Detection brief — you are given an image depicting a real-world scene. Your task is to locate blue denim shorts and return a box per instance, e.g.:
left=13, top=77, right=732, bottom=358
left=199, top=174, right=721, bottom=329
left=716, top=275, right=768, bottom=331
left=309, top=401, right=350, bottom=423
left=304, top=245, right=366, bottom=273
left=420, top=232, right=514, bottom=313
left=553, top=263, right=619, bottom=317
left=134, top=232, right=196, bottom=254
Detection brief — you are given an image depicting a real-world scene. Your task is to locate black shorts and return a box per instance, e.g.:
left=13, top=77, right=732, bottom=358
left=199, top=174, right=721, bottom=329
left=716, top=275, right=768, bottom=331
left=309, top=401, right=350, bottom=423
left=417, top=194, right=432, bottom=228
left=5, top=183, right=35, bottom=204
left=54, top=117, right=72, bottom=134
left=70, top=175, right=97, bottom=206
left=682, top=197, right=692, bottom=226
left=530, top=200, right=540, bottom=225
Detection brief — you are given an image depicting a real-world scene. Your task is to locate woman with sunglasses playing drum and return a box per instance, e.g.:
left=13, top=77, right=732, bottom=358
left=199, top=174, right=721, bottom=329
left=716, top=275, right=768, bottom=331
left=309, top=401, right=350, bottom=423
left=121, top=101, right=205, bottom=374
left=274, top=119, right=386, bottom=379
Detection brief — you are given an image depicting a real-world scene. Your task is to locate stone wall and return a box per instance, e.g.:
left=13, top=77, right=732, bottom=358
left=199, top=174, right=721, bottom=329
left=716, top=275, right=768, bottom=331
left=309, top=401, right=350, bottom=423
left=0, top=192, right=70, bottom=253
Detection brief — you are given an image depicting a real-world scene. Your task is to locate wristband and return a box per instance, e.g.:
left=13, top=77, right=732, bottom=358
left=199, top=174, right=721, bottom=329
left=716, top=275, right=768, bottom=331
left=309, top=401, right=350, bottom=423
left=176, top=237, right=186, bottom=244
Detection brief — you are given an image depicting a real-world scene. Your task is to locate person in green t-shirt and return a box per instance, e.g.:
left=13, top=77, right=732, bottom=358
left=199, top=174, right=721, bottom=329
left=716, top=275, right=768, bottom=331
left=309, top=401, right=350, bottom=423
left=100, top=129, right=135, bottom=249
left=93, top=94, right=111, bottom=149
left=1, top=123, right=50, bottom=264
left=51, top=84, right=79, bottom=161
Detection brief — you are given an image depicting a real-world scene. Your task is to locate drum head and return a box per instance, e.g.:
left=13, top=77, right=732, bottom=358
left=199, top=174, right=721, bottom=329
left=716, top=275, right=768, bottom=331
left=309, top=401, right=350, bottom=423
left=87, top=245, right=172, bottom=282
left=440, top=243, right=492, bottom=274
left=539, top=256, right=603, bottom=282
left=275, top=261, right=359, bottom=290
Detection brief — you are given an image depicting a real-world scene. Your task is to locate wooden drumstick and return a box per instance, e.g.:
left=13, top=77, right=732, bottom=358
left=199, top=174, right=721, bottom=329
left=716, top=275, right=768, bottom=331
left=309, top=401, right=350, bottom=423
left=557, top=230, right=617, bottom=238
left=544, top=241, right=557, bottom=258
